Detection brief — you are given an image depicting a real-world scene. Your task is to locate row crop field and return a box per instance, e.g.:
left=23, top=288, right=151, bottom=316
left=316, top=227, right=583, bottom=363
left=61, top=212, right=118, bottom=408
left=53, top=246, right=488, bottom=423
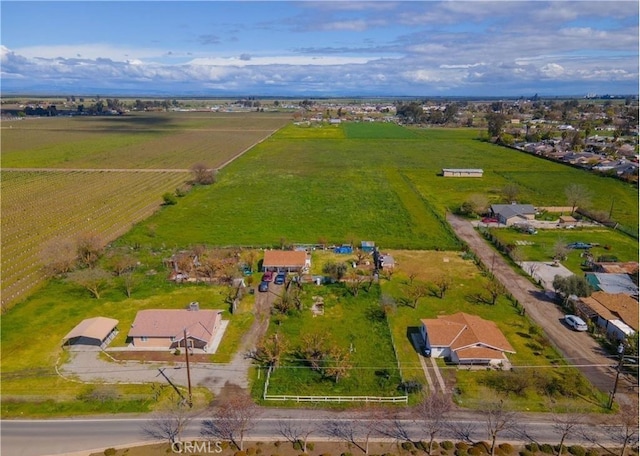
left=0, top=112, right=290, bottom=309
left=1, top=112, right=290, bottom=169
left=0, top=170, right=189, bottom=309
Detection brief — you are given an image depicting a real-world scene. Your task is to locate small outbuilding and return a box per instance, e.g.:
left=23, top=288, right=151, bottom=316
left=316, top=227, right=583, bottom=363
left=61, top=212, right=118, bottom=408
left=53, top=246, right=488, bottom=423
left=442, top=169, right=484, bottom=178
left=62, top=317, right=119, bottom=350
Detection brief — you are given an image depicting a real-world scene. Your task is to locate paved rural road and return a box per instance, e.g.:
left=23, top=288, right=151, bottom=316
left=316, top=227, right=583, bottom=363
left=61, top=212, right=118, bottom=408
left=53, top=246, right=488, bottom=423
left=446, top=213, right=638, bottom=403
left=0, top=410, right=623, bottom=456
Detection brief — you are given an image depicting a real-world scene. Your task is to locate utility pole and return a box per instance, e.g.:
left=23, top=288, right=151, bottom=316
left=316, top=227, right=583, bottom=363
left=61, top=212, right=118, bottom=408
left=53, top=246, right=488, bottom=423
left=183, top=328, right=193, bottom=407
left=608, top=342, right=625, bottom=409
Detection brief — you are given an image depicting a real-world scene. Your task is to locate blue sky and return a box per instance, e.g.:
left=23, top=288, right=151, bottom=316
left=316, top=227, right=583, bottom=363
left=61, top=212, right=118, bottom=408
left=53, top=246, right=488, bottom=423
left=1, top=1, right=638, bottom=97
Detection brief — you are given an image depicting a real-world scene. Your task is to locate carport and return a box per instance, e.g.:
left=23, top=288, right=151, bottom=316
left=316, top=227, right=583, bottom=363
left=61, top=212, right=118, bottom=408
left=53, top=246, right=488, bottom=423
left=62, top=317, right=119, bottom=351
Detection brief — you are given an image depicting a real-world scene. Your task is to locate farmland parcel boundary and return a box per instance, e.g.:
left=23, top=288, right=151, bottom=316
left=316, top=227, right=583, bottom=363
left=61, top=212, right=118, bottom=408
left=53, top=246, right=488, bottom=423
left=262, top=366, right=408, bottom=403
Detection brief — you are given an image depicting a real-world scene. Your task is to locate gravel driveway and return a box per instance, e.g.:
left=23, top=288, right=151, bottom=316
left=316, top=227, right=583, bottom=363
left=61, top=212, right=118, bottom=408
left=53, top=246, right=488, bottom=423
left=60, top=282, right=280, bottom=397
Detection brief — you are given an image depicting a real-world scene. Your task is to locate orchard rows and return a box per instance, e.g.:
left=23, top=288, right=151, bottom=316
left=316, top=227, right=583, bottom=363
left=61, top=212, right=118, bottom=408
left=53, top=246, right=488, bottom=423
left=1, top=169, right=190, bottom=309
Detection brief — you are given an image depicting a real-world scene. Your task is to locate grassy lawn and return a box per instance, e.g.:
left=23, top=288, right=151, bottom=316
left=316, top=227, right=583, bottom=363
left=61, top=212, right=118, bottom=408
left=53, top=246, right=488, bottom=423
left=485, top=226, right=639, bottom=274
left=381, top=250, right=607, bottom=412
left=0, top=261, right=251, bottom=416
left=252, top=282, right=403, bottom=402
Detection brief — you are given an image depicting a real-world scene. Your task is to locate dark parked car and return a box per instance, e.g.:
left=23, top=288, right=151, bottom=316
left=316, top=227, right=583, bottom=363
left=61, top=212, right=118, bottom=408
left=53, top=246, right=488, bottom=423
left=567, top=242, right=591, bottom=249
left=258, top=281, right=269, bottom=292
left=274, top=273, right=286, bottom=285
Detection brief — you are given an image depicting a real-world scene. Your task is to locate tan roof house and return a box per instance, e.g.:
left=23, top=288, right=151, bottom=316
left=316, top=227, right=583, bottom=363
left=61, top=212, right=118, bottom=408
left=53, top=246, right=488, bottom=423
left=578, top=292, right=638, bottom=341
left=263, top=250, right=310, bottom=273
left=128, top=308, right=223, bottom=352
left=420, top=312, right=515, bottom=366
left=63, top=316, right=119, bottom=350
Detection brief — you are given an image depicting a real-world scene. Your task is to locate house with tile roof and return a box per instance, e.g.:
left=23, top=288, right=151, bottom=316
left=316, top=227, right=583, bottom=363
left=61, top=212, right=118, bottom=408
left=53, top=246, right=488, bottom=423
left=420, top=312, right=515, bottom=367
left=262, top=250, right=310, bottom=273
left=128, top=308, right=224, bottom=352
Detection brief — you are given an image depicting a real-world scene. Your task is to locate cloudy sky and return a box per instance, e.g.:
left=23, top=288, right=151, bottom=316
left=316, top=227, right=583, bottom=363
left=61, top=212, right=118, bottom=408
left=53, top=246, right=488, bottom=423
left=1, top=1, right=638, bottom=97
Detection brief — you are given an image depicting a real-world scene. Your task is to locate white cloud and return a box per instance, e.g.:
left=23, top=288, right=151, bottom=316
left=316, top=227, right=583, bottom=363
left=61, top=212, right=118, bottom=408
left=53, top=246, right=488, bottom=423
left=540, top=63, right=565, bottom=78
left=186, top=55, right=376, bottom=66
left=11, top=44, right=166, bottom=61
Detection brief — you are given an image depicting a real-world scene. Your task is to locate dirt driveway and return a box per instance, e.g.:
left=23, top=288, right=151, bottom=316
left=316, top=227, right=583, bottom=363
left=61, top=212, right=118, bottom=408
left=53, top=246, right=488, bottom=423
left=447, top=213, right=637, bottom=404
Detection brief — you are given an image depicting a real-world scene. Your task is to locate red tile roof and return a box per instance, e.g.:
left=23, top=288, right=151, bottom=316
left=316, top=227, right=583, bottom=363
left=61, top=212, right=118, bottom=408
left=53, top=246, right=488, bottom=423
left=128, top=309, right=222, bottom=343
left=263, top=250, right=307, bottom=267
left=421, top=312, right=515, bottom=360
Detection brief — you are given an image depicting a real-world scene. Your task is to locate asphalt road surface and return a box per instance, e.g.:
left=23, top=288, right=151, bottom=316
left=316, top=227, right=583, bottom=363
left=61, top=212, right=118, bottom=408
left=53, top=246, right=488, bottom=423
left=1, top=410, right=625, bottom=456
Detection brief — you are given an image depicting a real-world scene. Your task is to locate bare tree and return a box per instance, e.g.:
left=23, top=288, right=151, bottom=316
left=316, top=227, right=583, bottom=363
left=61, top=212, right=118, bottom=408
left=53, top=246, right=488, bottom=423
left=141, top=399, right=193, bottom=444
left=277, top=417, right=315, bottom=453
left=299, top=333, right=328, bottom=371
left=609, top=402, right=639, bottom=456
left=484, top=279, right=506, bottom=305
left=190, top=162, right=216, bottom=185
left=76, top=233, right=104, bottom=268
left=324, top=410, right=384, bottom=455
left=501, top=184, right=520, bottom=203
left=201, top=394, right=259, bottom=451
left=551, top=408, right=586, bottom=456
left=345, top=269, right=368, bottom=297
left=41, top=238, right=77, bottom=277
left=66, top=267, right=111, bottom=299
left=484, top=400, right=519, bottom=456
left=405, top=281, right=428, bottom=308
left=119, top=271, right=138, bottom=298
left=106, top=251, right=137, bottom=276
left=414, top=392, right=453, bottom=455
left=552, top=240, right=570, bottom=263
left=375, top=406, right=412, bottom=444
left=565, top=183, right=591, bottom=215
left=430, top=275, right=453, bottom=299
left=253, top=333, right=288, bottom=368
left=322, top=344, right=352, bottom=383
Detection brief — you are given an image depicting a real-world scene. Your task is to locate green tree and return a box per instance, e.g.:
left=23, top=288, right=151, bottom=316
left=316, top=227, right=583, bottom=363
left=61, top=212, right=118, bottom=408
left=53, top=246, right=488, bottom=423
left=322, top=261, right=347, bottom=281
left=162, top=192, right=177, bottom=205
left=486, top=112, right=507, bottom=138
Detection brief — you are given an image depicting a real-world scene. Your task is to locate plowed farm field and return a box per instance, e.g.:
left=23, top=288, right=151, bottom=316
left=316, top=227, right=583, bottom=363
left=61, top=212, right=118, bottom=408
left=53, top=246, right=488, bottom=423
left=0, top=111, right=290, bottom=309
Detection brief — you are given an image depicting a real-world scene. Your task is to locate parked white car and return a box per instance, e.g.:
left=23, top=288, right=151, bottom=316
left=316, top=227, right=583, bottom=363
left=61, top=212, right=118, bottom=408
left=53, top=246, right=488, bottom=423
left=564, top=314, right=588, bottom=331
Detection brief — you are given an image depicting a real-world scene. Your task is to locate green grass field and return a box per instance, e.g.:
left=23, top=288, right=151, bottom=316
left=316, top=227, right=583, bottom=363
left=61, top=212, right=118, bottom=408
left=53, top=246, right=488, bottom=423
left=485, top=226, right=639, bottom=274
left=117, top=123, right=638, bottom=252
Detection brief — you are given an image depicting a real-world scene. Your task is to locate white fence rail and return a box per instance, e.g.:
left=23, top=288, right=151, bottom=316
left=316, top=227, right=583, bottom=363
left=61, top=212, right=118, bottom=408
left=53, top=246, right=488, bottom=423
left=262, top=366, right=408, bottom=404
